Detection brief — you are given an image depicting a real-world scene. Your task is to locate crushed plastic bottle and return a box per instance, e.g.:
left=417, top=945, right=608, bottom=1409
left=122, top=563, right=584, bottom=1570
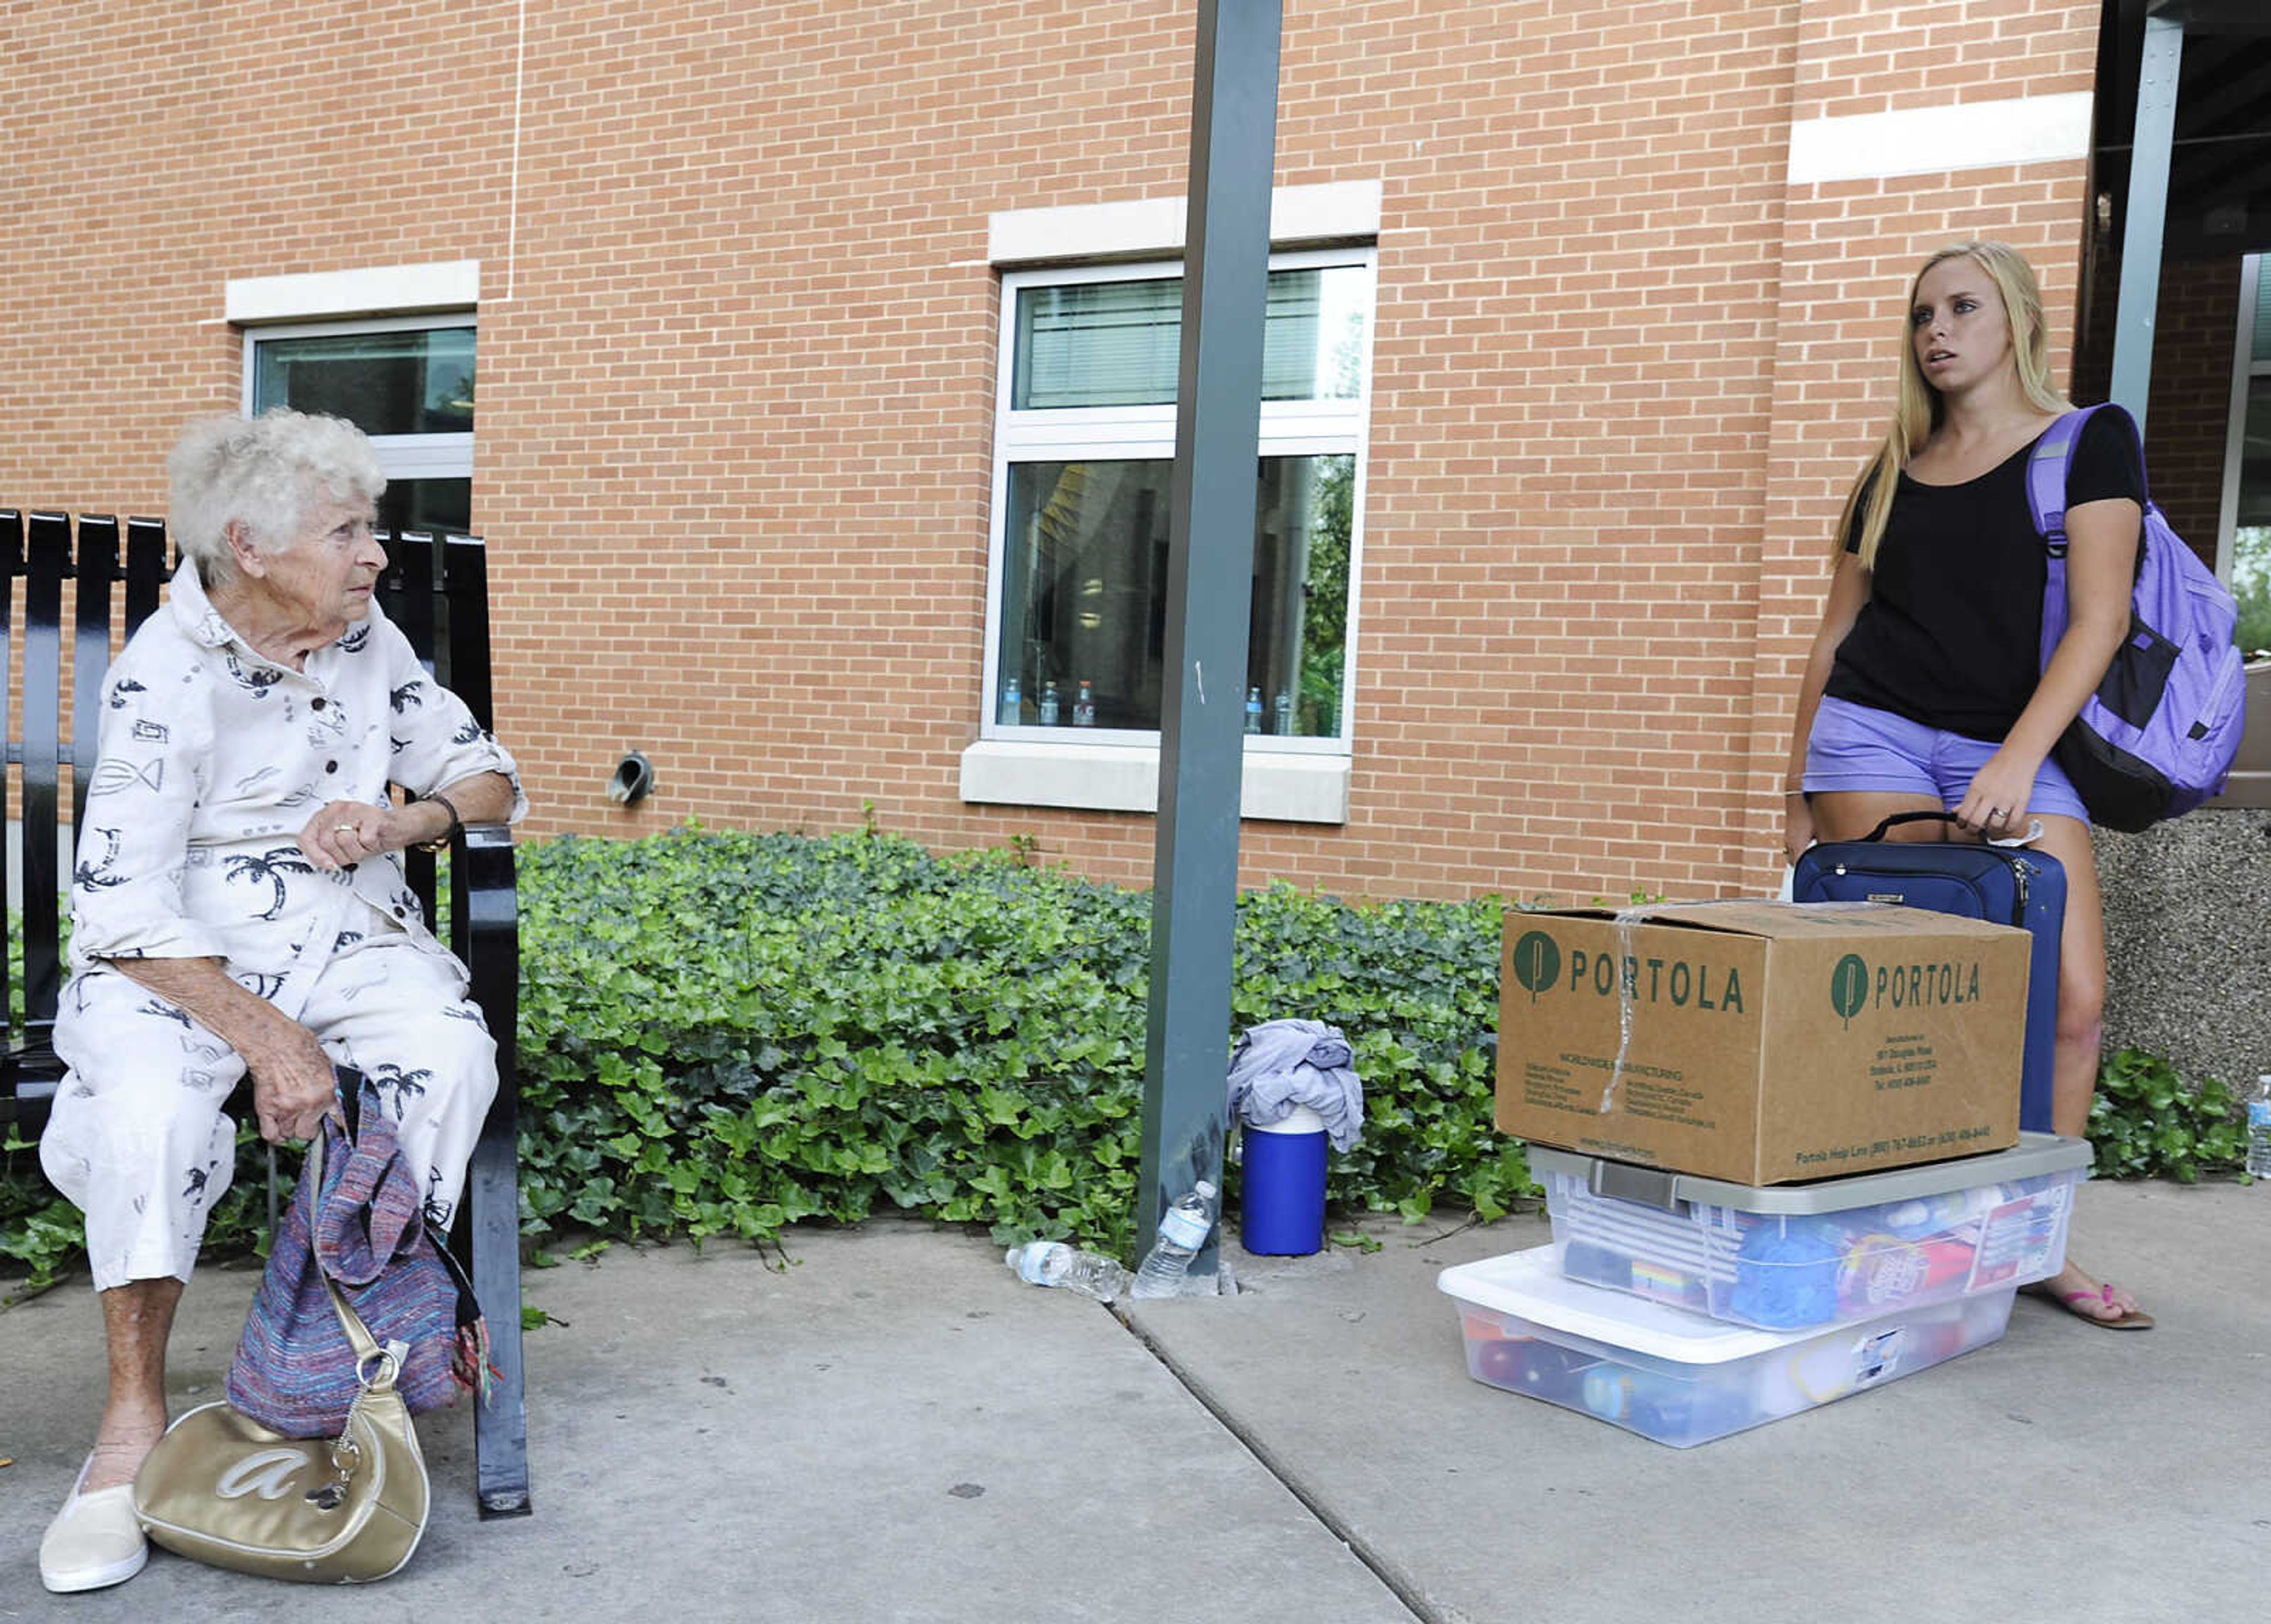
left=1130, top=1180, right=1218, bottom=1299
left=1006, top=1240, right=1130, bottom=1302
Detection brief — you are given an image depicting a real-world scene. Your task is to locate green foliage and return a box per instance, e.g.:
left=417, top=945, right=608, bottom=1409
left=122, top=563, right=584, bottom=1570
left=2228, top=526, right=2269, bottom=658
left=1230, top=881, right=1528, bottom=1225
left=2087, top=1048, right=2249, bottom=1182
left=510, top=829, right=1524, bottom=1258
left=14, top=826, right=2253, bottom=1290
left=2234, top=570, right=2271, bottom=661
left=1299, top=453, right=1354, bottom=736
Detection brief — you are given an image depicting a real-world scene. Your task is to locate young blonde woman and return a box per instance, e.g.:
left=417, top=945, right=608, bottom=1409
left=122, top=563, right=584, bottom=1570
left=1785, top=240, right=2152, bottom=1329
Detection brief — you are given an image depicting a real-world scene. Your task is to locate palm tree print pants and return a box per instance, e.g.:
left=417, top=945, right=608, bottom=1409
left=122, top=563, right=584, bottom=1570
left=41, top=930, right=497, bottom=1291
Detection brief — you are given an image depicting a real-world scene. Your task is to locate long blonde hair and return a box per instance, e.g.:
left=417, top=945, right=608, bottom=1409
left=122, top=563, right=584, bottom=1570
left=1837, top=240, right=2071, bottom=569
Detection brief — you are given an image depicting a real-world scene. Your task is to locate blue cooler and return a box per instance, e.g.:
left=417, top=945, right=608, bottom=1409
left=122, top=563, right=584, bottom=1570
left=1240, top=1104, right=1328, bottom=1256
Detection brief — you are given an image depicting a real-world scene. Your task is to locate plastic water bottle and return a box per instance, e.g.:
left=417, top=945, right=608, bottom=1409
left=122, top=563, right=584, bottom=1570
left=998, top=676, right=1021, bottom=726
left=1038, top=680, right=1060, bottom=726
left=1072, top=680, right=1095, bottom=727
left=2247, top=1074, right=2271, bottom=1180
left=1274, top=690, right=1293, bottom=735
left=1244, top=688, right=1263, bottom=734
left=1006, top=1241, right=1131, bottom=1302
left=1130, top=1180, right=1218, bottom=1299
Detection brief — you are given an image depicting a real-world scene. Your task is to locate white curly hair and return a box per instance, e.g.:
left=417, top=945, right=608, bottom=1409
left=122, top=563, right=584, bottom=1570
left=166, top=409, right=385, bottom=583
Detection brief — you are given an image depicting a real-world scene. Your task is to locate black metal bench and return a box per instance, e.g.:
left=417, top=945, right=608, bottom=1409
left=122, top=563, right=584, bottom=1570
left=0, top=510, right=532, bottom=1519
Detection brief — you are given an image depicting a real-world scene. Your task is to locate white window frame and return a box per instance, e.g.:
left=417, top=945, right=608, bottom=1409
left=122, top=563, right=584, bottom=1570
left=239, top=313, right=477, bottom=496
left=966, top=248, right=1374, bottom=822
left=2217, top=252, right=2263, bottom=587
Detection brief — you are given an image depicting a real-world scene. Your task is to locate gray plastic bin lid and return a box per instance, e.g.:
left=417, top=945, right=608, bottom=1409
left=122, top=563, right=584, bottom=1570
left=1527, top=1131, right=2091, bottom=1215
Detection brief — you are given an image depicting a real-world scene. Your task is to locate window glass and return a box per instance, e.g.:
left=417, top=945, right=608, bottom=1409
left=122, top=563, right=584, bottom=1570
left=381, top=478, right=473, bottom=539
left=2234, top=378, right=2270, bottom=654
left=2234, top=257, right=2271, bottom=656
left=995, top=454, right=1353, bottom=736
left=1014, top=280, right=1180, bottom=409
left=252, top=328, right=475, bottom=436
left=992, top=253, right=1371, bottom=746
left=1012, top=266, right=1370, bottom=409
left=248, top=319, right=477, bottom=538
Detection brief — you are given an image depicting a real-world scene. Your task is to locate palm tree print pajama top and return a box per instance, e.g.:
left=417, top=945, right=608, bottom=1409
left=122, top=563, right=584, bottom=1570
left=40, top=562, right=525, bottom=1290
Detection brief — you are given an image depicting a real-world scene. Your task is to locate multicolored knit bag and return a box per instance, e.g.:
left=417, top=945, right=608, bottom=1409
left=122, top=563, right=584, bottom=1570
left=227, top=1068, right=491, bottom=1439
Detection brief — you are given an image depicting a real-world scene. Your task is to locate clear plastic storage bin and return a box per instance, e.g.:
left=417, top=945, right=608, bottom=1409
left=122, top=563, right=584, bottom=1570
left=1531, top=1133, right=2089, bottom=1332
left=1438, top=1245, right=2016, bottom=1448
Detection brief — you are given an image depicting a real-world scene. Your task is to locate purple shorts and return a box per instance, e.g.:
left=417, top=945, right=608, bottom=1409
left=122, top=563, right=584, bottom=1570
left=1803, top=695, right=2090, bottom=824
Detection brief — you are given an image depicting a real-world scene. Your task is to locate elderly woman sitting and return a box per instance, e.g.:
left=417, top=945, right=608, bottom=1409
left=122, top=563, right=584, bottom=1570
left=37, top=410, right=523, bottom=1594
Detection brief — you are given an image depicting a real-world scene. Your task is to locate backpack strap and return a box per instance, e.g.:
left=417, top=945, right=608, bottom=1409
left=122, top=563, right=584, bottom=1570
left=2024, top=401, right=2151, bottom=558
left=2028, top=402, right=2151, bottom=674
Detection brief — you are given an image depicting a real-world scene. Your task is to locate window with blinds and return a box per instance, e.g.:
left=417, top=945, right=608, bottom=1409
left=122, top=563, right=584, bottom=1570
left=245, top=318, right=476, bottom=538
left=1012, top=266, right=1368, bottom=409
left=985, top=250, right=1375, bottom=746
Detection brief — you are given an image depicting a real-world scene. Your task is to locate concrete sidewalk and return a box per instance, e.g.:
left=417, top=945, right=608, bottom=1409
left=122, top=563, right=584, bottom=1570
left=1, top=1177, right=2260, bottom=1622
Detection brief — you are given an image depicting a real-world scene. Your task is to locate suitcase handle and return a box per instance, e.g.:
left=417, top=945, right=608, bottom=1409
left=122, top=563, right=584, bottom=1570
left=1859, top=810, right=1961, bottom=843
left=1856, top=810, right=2043, bottom=849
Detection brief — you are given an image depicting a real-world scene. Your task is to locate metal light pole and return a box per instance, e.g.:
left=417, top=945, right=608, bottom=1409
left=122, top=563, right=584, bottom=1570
left=1134, top=0, right=1284, bottom=1279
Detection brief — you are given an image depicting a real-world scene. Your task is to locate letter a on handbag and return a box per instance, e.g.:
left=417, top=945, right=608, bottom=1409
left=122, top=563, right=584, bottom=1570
left=132, top=1127, right=432, bottom=1583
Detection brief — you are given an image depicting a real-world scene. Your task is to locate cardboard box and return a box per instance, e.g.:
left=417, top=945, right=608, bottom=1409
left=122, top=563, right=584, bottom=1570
left=1495, top=901, right=2028, bottom=1185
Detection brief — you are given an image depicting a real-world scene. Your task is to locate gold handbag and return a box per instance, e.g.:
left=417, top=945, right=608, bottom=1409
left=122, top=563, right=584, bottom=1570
left=132, top=1133, right=431, bottom=1583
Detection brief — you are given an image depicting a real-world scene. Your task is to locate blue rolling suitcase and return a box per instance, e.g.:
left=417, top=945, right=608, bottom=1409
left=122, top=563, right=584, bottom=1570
left=1790, top=811, right=2065, bottom=1133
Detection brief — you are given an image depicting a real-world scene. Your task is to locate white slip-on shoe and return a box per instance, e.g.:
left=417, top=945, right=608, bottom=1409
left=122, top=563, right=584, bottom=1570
left=39, top=1470, right=148, bottom=1594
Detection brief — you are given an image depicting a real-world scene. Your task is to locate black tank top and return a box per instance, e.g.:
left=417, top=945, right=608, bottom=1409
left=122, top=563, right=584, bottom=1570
left=1825, top=408, right=2144, bottom=741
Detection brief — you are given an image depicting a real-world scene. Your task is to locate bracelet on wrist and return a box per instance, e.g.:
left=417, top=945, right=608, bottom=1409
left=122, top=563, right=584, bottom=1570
left=416, top=790, right=463, bottom=853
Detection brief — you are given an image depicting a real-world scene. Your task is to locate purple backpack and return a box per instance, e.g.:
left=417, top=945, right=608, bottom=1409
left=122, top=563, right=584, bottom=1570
left=2026, top=403, right=2247, bottom=832
left=228, top=1069, right=489, bottom=1437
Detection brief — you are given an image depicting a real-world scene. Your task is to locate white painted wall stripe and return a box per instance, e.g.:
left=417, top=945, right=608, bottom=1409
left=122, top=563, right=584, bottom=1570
left=1787, top=92, right=2093, bottom=185
left=958, top=739, right=1351, bottom=824
left=988, top=180, right=1382, bottom=266
left=225, top=260, right=481, bottom=325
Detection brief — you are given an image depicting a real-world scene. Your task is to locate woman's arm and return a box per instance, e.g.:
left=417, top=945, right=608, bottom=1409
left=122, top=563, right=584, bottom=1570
left=108, top=956, right=337, bottom=1143
left=1950, top=494, right=2141, bottom=833
left=1784, top=551, right=1871, bottom=863
left=297, top=770, right=517, bottom=874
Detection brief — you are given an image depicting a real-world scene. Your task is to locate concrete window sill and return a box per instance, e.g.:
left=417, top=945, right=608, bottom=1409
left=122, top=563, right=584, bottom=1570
left=958, top=739, right=1350, bottom=824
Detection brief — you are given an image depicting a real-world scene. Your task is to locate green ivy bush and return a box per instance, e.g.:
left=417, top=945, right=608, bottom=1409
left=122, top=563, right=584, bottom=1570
left=509, top=827, right=1524, bottom=1261
left=7, top=830, right=2250, bottom=1292
left=2085, top=1047, right=2249, bottom=1182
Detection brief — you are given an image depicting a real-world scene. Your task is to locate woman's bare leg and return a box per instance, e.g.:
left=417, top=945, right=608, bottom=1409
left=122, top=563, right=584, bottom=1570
left=80, top=1278, right=180, bottom=1492
left=2023, top=814, right=2142, bottom=1322
left=1808, top=791, right=1948, bottom=845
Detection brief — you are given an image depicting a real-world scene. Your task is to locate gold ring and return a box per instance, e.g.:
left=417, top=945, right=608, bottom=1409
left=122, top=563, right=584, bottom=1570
left=333, top=824, right=357, bottom=835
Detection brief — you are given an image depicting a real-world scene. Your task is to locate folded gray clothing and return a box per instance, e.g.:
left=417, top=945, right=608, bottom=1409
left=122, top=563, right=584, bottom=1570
left=1227, top=1018, right=1363, bottom=1151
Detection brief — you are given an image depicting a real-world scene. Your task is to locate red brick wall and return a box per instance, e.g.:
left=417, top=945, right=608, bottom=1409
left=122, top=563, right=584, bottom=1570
left=0, top=0, right=2108, bottom=903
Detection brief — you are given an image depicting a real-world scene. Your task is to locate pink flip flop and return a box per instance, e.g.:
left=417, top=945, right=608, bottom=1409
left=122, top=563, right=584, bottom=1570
left=2026, top=1280, right=2154, bottom=1331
